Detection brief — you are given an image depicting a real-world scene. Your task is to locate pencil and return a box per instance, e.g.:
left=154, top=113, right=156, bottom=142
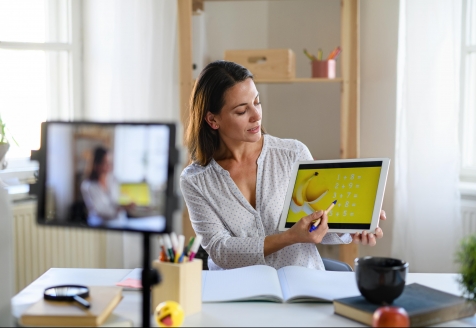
left=309, top=200, right=337, bottom=232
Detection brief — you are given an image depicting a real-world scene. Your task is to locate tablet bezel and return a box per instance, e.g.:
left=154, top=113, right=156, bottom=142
left=278, top=158, right=390, bottom=233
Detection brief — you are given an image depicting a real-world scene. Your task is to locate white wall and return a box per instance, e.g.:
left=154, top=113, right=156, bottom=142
left=358, top=0, right=399, bottom=258
left=200, top=1, right=270, bottom=123
left=267, top=0, right=341, bottom=159
left=0, top=187, right=14, bottom=326
left=202, top=0, right=341, bottom=159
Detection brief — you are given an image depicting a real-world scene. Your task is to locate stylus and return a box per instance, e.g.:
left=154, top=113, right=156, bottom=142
left=309, top=200, right=337, bottom=232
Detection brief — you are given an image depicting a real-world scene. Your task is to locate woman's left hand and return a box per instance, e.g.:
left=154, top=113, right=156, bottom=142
left=351, top=210, right=386, bottom=246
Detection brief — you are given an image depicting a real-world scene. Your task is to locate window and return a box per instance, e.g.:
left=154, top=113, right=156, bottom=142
left=461, top=0, right=476, bottom=183
left=0, top=0, right=81, bottom=174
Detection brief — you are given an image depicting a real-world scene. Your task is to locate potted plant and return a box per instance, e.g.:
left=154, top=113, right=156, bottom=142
left=0, top=115, right=18, bottom=167
left=456, top=235, right=476, bottom=302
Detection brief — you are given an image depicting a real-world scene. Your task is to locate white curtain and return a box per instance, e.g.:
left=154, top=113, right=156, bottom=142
left=83, top=0, right=179, bottom=122
left=393, top=0, right=463, bottom=273
left=83, top=0, right=179, bottom=268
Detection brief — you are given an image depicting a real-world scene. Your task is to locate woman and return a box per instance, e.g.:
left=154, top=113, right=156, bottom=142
left=81, top=146, right=135, bottom=226
left=180, top=61, right=385, bottom=270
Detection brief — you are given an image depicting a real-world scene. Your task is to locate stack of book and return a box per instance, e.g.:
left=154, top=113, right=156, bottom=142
left=19, top=286, right=131, bottom=327
left=333, top=283, right=476, bottom=327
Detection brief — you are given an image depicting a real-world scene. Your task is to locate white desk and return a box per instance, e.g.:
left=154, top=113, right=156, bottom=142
left=11, top=268, right=476, bottom=327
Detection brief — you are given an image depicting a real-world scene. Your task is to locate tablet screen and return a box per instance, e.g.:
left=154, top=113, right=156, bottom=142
left=284, top=161, right=384, bottom=229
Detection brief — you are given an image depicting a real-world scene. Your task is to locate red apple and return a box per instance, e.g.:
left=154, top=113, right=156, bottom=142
left=372, top=306, right=410, bottom=327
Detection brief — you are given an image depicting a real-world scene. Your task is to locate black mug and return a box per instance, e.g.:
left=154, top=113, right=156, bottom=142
left=355, top=256, right=409, bottom=305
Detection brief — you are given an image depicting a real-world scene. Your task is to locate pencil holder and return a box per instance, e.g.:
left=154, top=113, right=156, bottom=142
left=151, top=259, right=202, bottom=316
left=312, top=59, right=336, bottom=79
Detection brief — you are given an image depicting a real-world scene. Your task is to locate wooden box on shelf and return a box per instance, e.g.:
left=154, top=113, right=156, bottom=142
left=224, top=49, right=296, bottom=81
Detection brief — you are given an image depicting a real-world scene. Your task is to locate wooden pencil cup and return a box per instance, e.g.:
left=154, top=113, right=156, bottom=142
left=151, top=259, right=202, bottom=316
left=312, top=59, right=336, bottom=79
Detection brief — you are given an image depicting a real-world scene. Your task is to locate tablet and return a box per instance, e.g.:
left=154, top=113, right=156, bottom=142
left=278, top=158, right=390, bottom=233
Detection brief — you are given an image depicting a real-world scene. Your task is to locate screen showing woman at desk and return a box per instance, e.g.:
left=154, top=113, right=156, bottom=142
left=80, top=146, right=136, bottom=226
left=43, top=122, right=171, bottom=233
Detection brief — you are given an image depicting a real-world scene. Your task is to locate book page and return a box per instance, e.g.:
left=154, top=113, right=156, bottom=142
left=202, top=265, right=284, bottom=302
left=277, top=266, right=360, bottom=303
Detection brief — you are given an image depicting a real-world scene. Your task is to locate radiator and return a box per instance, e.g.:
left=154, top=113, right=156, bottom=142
left=12, top=200, right=108, bottom=293
left=462, top=199, right=476, bottom=238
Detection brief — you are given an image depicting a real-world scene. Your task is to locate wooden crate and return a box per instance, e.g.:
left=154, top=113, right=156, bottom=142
left=224, top=49, right=296, bottom=80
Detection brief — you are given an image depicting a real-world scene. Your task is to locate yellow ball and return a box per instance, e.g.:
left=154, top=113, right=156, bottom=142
left=155, top=301, right=184, bottom=327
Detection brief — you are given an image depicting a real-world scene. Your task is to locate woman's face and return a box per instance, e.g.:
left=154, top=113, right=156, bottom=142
left=210, top=78, right=262, bottom=145
left=97, top=153, right=113, bottom=176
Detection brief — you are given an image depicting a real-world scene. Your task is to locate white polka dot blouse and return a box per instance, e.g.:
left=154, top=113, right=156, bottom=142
left=180, top=134, right=352, bottom=270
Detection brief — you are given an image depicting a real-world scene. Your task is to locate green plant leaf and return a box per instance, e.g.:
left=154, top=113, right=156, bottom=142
left=456, top=235, right=476, bottom=302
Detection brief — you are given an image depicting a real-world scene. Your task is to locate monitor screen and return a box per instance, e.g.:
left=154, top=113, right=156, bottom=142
left=284, top=161, right=384, bottom=230
left=34, top=121, right=179, bottom=233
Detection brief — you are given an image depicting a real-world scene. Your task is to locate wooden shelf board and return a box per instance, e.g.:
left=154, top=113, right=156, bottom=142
left=254, top=77, right=343, bottom=84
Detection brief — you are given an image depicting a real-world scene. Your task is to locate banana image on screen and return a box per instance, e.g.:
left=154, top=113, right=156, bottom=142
left=291, top=172, right=328, bottom=215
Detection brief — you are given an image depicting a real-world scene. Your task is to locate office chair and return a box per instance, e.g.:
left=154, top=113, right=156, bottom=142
left=321, top=258, right=353, bottom=272
left=195, top=246, right=353, bottom=272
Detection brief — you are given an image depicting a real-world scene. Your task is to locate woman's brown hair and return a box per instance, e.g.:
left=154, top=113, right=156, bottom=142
left=185, top=60, right=259, bottom=166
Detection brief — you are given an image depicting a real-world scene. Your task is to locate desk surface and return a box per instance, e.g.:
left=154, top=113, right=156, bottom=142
left=11, top=268, right=476, bottom=327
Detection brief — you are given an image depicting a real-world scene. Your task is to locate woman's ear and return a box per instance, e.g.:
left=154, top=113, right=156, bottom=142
left=205, top=112, right=219, bottom=130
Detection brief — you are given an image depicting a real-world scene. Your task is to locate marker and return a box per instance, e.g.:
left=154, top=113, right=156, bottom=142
left=309, top=200, right=337, bottom=232
left=163, top=234, right=175, bottom=263
left=188, top=235, right=203, bottom=261
left=157, top=236, right=168, bottom=262
left=184, top=236, right=195, bottom=256
left=175, top=235, right=185, bottom=263
left=170, top=232, right=178, bottom=253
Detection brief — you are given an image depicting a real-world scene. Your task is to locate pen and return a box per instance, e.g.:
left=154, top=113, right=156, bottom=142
left=163, top=234, right=175, bottom=263
left=184, top=236, right=195, bottom=256
left=309, top=200, right=337, bottom=232
left=303, top=48, right=317, bottom=61
left=175, top=235, right=185, bottom=263
left=188, top=235, right=203, bottom=261
left=328, top=46, right=341, bottom=60
left=331, top=47, right=341, bottom=59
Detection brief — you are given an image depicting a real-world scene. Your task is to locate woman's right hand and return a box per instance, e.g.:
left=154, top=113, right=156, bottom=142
left=285, top=210, right=329, bottom=244
left=264, top=210, right=328, bottom=257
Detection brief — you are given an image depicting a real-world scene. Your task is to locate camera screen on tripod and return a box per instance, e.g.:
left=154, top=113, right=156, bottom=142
left=35, top=122, right=179, bottom=233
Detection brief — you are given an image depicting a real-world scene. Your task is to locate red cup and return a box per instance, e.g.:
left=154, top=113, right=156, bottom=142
left=312, top=59, right=336, bottom=79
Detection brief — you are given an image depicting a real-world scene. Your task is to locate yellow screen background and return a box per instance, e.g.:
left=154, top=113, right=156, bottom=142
left=119, top=183, right=151, bottom=206
left=286, top=167, right=381, bottom=224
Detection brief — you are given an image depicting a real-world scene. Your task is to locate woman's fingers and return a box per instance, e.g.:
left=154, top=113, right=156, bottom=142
left=380, top=210, right=387, bottom=220
left=360, top=231, right=369, bottom=245
left=368, top=232, right=377, bottom=246
left=310, top=211, right=328, bottom=243
left=304, top=210, right=323, bottom=226
left=375, top=227, right=383, bottom=239
left=352, top=228, right=382, bottom=246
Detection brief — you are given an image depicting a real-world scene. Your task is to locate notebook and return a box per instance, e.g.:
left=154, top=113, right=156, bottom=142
left=202, top=265, right=360, bottom=303
left=20, top=286, right=123, bottom=327
left=333, top=283, right=476, bottom=327
left=116, top=268, right=142, bottom=291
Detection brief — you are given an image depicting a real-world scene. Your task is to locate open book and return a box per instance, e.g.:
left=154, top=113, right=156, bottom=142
left=202, top=265, right=361, bottom=303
